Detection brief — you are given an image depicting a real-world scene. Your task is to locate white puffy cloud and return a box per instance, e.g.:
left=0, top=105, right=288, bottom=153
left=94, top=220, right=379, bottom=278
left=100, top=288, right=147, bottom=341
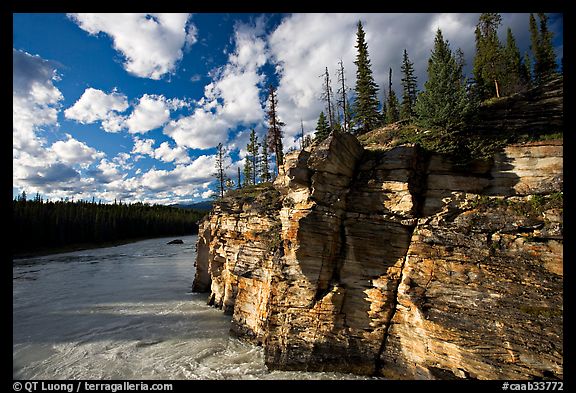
left=64, top=87, right=128, bottom=132
left=12, top=50, right=105, bottom=197
left=67, top=13, right=197, bottom=80
left=163, top=18, right=267, bottom=150
left=125, top=94, right=171, bottom=133
left=13, top=49, right=63, bottom=155
left=153, top=142, right=191, bottom=164
left=131, top=137, right=156, bottom=156
left=50, top=134, right=105, bottom=168
left=163, top=108, right=231, bottom=150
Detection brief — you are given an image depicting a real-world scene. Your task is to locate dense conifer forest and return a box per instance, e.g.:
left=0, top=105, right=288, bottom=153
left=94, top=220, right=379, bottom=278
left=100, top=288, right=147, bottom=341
left=12, top=194, right=206, bottom=256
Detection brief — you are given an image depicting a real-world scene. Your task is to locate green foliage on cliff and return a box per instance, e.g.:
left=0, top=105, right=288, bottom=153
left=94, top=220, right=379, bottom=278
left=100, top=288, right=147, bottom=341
left=353, top=21, right=381, bottom=134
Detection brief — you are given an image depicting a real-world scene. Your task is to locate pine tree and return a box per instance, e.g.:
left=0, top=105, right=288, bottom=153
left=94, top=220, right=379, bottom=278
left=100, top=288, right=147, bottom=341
left=520, top=51, right=532, bottom=87
left=473, top=13, right=504, bottom=99
left=400, top=49, right=418, bottom=120
left=213, top=143, right=229, bottom=199
left=303, top=134, right=313, bottom=149
left=237, top=167, right=242, bottom=189
left=266, top=84, right=284, bottom=176
left=501, top=27, right=525, bottom=95
left=320, top=67, right=335, bottom=129
left=336, top=59, right=350, bottom=132
left=530, top=13, right=558, bottom=84
left=243, top=128, right=259, bottom=185
left=243, top=157, right=253, bottom=187
left=352, top=21, right=381, bottom=134
left=314, top=111, right=331, bottom=143
left=386, top=67, right=400, bottom=124
left=415, top=29, right=472, bottom=131
left=259, top=138, right=271, bottom=183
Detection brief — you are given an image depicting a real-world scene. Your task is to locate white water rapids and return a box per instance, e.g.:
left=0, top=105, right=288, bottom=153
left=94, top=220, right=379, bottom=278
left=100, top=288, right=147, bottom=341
left=13, top=235, right=372, bottom=380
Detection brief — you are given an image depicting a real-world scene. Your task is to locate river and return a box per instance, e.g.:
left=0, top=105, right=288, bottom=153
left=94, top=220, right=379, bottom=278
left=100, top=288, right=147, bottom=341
left=13, top=235, right=371, bottom=380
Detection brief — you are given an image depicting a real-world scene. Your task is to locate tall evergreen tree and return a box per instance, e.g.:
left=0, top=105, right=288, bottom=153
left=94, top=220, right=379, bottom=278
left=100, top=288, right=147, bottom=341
left=237, top=167, right=242, bottom=189
left=259, top=138, right=271, bottom=183
left=320, top=67, right=335, bottom=129
left=336, top=59, right=350, bottom=132
left=415, top=29, right=472, bottom=131
left=386, top=67, right=400, bottom=124
left=520, top=51, right=532, bottom=87
left=400, top=49, right=418, bottom=120
left=266, top=84, right=284, bottom=176
left=213, top=143, right=229, bottom=199
left=473, top=13, right=504, bottom=99
left=501, top=27, right=525, bottom=95
left=243, top=157, right=253, bottom=187
left=314, top=111, right=331, bottom=142
left=352, top=21, right=381, bottom=134
left=530, top=13, right=558, bottom=84
left=243, top=129, right=259, bottom=186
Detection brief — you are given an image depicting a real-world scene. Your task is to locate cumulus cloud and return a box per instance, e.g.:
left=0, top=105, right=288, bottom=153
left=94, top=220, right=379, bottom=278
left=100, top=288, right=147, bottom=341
left=125, top=94, right=171, bottom=133
left=163, top=18, right=267, bottom=150
left=50, top=134, right=106, bottom=168
left=153, top=142, right=191, bottom=164
left=13, top=49, right=63, bottom=154
left=67, top=13, right=197, bottom=80
left=64, top=87, right=129, bottom=132
left=131, top=137, right=156, bottom=157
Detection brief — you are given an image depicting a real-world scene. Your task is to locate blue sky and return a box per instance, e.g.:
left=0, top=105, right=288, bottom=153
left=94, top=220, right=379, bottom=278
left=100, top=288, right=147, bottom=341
left=13, top=13, right=563, bottom=205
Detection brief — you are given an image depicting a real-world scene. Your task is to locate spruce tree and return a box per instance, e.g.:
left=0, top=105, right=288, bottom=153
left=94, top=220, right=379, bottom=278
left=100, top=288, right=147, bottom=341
left=213, top=143, right=229, bottom=199
left=259, top=138, right=271, bottom=183
left=352, top=21, right=381, bottom=134
left=243, top=157, right=252, bottom=187
left=473, top=13, right=504, bottom=99
left=385, top=67, right=400, bottom=124
left=400, top=49, right=418, bottom=120
left=415, top=29, right=471, bottom=132
left=530, top=13, right=558, bottom=84
left=237, top=167, right=242, bottom=189
left=336, top=59, right=350, bottom=132
left=501, top=27, right=524, bottom=95
left=266, top=84, right=284, bottom=175
left=314, top=111, right=331, bottom=143
left=243, top=129, right=259, bottom=186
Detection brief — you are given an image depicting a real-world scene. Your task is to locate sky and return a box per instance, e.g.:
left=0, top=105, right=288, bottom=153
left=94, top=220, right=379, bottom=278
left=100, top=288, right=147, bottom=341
left=12, top=13, right=563, bottom=205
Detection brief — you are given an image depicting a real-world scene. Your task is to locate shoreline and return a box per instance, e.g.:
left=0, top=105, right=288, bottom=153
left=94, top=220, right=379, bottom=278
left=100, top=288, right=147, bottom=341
left=12, top=234, right=197, bottom=260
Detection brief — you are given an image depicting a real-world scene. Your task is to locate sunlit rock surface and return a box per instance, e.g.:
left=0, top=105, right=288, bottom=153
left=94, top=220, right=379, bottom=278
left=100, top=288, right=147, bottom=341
left=193, top=130, right=562, bottom=379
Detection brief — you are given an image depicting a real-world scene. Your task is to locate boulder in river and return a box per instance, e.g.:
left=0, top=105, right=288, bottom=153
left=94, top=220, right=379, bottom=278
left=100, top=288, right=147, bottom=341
left=167, top=239, right=184, bottom=245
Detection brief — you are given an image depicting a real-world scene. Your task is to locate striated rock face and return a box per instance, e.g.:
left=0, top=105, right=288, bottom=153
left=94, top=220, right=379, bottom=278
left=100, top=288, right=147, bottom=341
left=193, top=131, right=563, bottom=379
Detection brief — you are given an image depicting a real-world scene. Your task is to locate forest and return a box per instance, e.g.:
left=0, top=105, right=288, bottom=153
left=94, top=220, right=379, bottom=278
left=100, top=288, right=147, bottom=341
left=214, top=13, right=562, bottom=196
left=12, top=193, right=206, bottom=257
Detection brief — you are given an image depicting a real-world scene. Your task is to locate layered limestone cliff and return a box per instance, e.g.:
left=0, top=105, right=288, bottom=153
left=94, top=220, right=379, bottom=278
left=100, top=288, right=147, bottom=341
left=193, top=133, right=562, bottom=380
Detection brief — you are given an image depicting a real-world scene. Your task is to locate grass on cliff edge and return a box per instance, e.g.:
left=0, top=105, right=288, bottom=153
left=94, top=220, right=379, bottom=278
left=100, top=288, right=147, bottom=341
left=217, top=182, right=282, bottom=212
left=358, top=121, right=562, bottom=165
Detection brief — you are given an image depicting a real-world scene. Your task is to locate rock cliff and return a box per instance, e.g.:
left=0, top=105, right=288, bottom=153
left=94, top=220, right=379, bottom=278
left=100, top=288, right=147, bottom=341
left=193, top=133, right=562, bottom=380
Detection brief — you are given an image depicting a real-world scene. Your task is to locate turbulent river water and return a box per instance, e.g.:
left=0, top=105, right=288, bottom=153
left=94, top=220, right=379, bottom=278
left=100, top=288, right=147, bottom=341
left=13, top=235, right=371, bottom=380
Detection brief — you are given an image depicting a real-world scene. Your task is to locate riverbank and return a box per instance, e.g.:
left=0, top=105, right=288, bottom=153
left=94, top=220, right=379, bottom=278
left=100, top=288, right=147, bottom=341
left=12, top=234, right=194, bottom=260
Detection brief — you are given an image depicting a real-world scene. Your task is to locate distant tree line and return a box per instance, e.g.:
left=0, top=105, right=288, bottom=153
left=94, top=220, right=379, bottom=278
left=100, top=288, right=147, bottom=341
left=13, top=192, right=206, bottom=255
left=213, top=13, right=561, bottom=196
